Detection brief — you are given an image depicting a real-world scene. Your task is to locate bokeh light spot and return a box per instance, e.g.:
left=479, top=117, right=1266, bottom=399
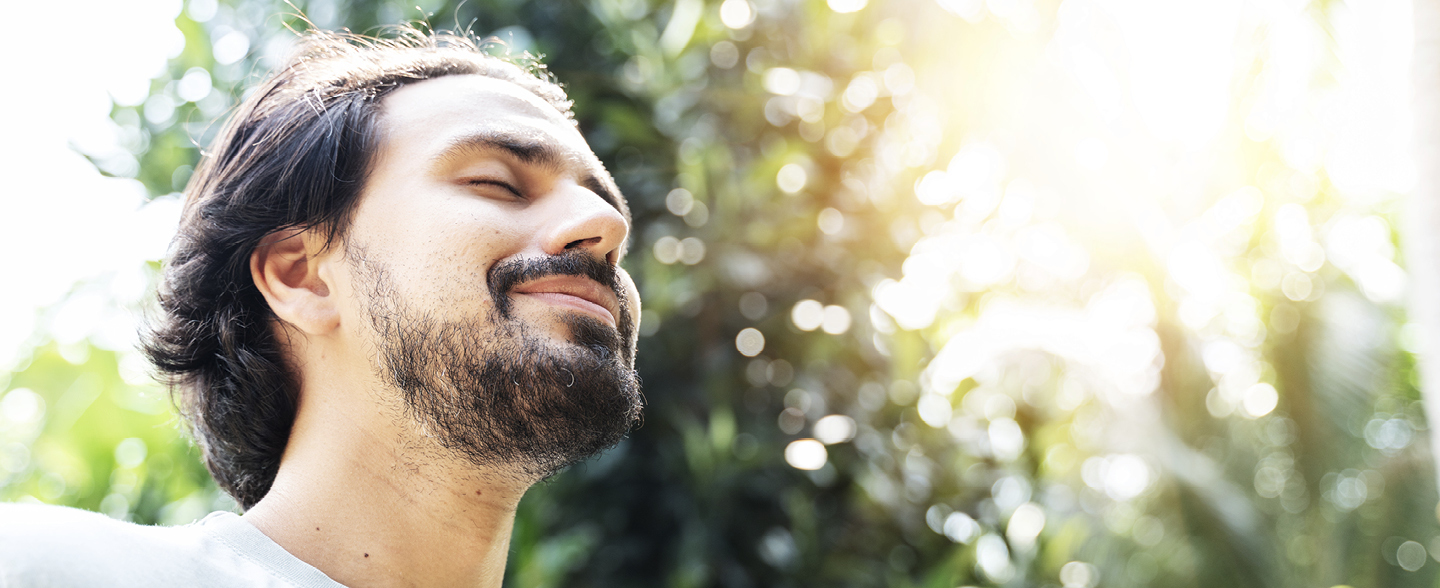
left=820, top=305, right=851, bottom=334
left=736, top=328, right=766, bottom=357
left=817, top=208, right=845, bottom=235
left=1060, top=561, right=1099, bottom=588
left=792, top=299, right=825, bottom=331
left=785, top=439, right=827, bottom=470
left=114, top=438, right=148, bottom=469
left=777, top=163, right=808, bottom=193
left=814, top=415, right=857, bottom=444
left=1242, top=383, right=1279, bottom=418
left=1398, top=540, right=1427, bottom=571
left=1006, top=502, right=1045, bottom=548
left=665, top=188, right=695, bottom=216
left=653, top=235, right=681, bottom=264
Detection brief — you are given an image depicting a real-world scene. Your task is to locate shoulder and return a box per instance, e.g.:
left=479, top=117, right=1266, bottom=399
left=0, top=502, right=208, bottom=586
left=0, top=502, right=153, bottom=547
left=1, top=501, right=128, bottom=529
left=0, top=503, right=346, bottom=588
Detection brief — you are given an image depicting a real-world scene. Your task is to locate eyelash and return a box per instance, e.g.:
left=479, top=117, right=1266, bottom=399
left=468, top=179, right=524, bottom=199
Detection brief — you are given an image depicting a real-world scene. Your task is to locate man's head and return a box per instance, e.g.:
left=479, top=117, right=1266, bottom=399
left=144, top=29, right=642, bottom=510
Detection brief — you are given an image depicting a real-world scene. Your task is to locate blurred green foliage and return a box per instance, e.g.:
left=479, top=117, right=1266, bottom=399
left=3, top=0, right=1439, bottom=587
left=0, top=344, right=226, bottom=524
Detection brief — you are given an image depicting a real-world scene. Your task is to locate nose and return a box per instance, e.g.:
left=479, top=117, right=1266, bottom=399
left=539, top=180, right=629, bottom=264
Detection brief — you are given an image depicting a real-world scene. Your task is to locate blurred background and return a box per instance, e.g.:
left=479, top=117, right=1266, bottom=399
left=0, top=0, right=1434, bottom=586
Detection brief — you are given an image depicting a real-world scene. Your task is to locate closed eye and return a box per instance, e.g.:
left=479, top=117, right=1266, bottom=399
left=467, top=179, right=524, bottom=199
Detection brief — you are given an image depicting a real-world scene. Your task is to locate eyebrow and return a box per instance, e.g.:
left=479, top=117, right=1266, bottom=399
left=432, top=130, right=626, bottom=215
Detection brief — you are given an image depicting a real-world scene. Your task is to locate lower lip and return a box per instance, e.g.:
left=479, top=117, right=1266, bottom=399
left=515, top=292, right=617, bottom=327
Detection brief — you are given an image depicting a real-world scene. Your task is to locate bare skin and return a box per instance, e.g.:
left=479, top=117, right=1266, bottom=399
left=241, top=74, right=639, bottom=588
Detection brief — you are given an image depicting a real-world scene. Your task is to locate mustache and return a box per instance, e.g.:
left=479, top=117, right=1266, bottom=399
left=488, top=250, right=633, bottom=332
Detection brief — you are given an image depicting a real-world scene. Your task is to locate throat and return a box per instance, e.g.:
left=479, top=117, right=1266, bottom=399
left=241, top=392, right=528, bottom=588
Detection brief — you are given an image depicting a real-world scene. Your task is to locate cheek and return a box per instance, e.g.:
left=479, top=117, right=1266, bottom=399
left=401, top=208, right=529, bottom=285
left=357, top=177, right=531, bottom=260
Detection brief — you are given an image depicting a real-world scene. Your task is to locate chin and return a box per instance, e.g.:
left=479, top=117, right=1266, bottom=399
left=370, top=304, right=641, bottom=480
left=353, top=249, right=641, bottom=478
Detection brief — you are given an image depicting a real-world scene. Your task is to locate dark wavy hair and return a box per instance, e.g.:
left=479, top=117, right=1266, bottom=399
left=142, top=27, right=574, bottom=510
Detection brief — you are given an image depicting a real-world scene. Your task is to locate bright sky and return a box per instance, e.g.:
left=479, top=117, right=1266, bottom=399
left=0, top=0, right=184, bottom=370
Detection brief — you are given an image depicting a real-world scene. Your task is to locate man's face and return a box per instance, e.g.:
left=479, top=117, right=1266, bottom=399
left=337, top=74, right=642, bottom=479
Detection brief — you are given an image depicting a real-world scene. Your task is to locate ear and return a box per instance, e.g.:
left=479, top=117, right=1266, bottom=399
left=251, top=227, right=340, bottom=336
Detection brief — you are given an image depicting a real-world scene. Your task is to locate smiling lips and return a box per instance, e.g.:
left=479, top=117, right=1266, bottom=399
left=511, top=276, right=620, bottom=327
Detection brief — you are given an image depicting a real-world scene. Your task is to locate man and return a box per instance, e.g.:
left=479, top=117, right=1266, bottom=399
left=0, top=28, right=643, bottom=587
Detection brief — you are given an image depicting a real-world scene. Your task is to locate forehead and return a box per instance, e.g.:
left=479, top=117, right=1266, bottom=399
left=379, top=74, right=574, bottom=141
left=374, top=74, right=624, bottom=211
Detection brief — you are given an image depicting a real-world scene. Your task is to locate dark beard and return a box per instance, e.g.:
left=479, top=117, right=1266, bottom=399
left=351, top=248, right=642, bottom=480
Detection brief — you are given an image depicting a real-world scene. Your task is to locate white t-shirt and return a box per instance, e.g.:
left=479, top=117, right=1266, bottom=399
left=0, top=503, right=347, bottom=587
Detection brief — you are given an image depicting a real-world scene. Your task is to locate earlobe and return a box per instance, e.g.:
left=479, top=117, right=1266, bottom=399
left=251, top=227, right=341, bottom=335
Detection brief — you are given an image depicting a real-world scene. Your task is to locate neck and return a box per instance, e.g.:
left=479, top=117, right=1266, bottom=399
left=242, top=381, right=532, bottom=588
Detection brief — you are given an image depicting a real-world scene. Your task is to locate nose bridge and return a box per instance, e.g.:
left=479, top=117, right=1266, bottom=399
left=541, top=180, right=628, bottom=261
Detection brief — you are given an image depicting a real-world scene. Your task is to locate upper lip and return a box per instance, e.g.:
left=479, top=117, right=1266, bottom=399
left=511, top=275, right=621, bottom=326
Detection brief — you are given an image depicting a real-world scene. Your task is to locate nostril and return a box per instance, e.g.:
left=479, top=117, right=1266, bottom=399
left=565, top=236, right=601, bottom=250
